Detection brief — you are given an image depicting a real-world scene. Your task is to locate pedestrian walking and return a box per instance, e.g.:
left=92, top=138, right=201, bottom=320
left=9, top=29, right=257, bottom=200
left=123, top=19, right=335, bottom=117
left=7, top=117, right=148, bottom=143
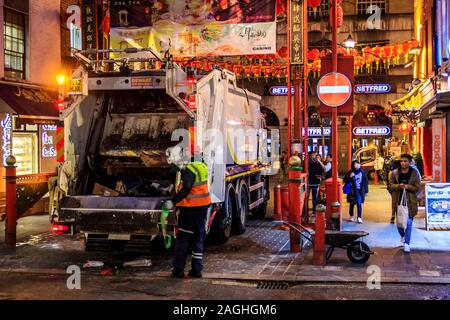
left=279, top=150, right=288, bottom=183
left=166, top=146, right=211, bottom=278
left=374, top=154, right=385, bottom=185
left=324, top=154, right=332, bottom=179
left=388, top=153, right=421, bottom=253
left=344, top=160, right=369, bottom=224
left=308, top=151, right=324, bottom=216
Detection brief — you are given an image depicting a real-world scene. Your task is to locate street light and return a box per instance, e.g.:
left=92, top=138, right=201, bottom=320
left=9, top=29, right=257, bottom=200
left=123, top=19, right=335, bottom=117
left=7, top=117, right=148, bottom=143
left=344, top=34, right=356, bottom=49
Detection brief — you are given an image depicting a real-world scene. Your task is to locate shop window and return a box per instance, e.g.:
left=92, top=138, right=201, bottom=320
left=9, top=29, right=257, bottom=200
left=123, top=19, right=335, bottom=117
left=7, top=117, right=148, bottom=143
left=3, top=8, right=26, bottom=80
left=357, top=0, right=386, bottom=16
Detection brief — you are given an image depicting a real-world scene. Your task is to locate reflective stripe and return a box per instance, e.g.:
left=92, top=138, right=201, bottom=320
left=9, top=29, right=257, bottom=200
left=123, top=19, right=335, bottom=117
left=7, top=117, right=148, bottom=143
left=186, top=192, right=210, bottom=199
left=192, top=252, right=203, bottom=256
left=193, top=181, right=208, bottom=187
left=178, top=228, right=194, bottom=234
left=192, top=256, right=203, bottom=260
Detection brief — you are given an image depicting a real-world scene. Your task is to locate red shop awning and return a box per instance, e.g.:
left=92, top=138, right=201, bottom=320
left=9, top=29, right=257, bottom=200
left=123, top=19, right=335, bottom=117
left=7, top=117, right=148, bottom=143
left=0, top=82, right=59, bottom=121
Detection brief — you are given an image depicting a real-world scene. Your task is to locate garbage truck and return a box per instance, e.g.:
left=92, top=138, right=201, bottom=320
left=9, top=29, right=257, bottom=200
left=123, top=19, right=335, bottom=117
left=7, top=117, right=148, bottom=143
left=50, top=48, right=276, bottom=250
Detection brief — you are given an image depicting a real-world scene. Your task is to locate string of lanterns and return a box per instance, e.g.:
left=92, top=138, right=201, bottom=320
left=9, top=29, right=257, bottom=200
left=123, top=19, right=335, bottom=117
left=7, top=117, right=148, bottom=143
left=174, top=39, right=420, bottom=82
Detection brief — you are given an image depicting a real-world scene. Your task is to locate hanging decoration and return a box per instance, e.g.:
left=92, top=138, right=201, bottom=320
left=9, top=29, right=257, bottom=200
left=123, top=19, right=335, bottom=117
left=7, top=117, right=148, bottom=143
left=171, top=39, right=420, bottom=82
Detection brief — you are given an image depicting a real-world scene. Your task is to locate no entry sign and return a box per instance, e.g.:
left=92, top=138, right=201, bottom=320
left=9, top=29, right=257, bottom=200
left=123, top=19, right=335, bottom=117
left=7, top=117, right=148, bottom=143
left=317, top=72, right=352, bottom=107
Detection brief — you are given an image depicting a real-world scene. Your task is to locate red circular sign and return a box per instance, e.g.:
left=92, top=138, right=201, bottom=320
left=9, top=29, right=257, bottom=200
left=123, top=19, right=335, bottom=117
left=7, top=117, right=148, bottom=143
left=317, top=72, right=352, bottom=107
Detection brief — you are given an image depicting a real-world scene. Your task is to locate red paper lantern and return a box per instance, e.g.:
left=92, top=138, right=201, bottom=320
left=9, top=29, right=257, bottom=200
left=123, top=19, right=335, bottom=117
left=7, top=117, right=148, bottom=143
left=329, top=4, right=344, bottom=28
left=277, top=46, right=288, bottom=59
left=308, top=48, right=320, bottom=60
left=308, top=0, right=321, bottom=9
left=410, top=39, right=420, bottom=49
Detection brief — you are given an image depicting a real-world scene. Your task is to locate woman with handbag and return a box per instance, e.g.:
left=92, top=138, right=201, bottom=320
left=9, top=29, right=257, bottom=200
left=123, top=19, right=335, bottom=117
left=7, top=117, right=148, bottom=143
left=388, top=154, right=421, bottom=253
left=343, top=160, right=369, bottom=224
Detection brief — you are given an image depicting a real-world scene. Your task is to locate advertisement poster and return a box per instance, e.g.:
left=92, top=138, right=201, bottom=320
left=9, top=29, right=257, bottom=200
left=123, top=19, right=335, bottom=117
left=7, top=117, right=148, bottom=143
left=425, top=183, right=450, bottom=230
left=109, top=0, right=276, bottom=57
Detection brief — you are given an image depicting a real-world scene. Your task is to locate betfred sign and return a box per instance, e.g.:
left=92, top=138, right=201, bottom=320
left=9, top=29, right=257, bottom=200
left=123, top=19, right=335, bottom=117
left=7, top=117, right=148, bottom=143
left=355, top=84, right=391, bottom=94
left=304, top=127, right=331, bottom=137
left=353, top=126, right=392, bottom=136
left=266, top=86, right=303, bottom=96
left=269, top=86, right=295, bottom=96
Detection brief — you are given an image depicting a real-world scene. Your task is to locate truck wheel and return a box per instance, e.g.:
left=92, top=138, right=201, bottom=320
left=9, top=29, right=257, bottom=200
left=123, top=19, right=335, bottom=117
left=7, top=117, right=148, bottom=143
left=209, top=184, right=234, bottom=244
left=346, top=241, right=371, bottom=264
left=233, top=182, right=249, bottom=235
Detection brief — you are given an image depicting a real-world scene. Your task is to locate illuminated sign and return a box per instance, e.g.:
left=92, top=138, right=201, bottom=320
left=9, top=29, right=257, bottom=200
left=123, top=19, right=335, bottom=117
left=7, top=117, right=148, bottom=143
left=268, top=86, right=304, bottom=96
left=353, top=126, right=391, bottom=136
left=269, top=86, right=295, bottom=96
left=304, top=127, right=331, bottom=137
left=42, top=126, right=57, bottom=158
left=1, top=114, right=12, bottom=165
left=355, top=84, right=391, bottom=94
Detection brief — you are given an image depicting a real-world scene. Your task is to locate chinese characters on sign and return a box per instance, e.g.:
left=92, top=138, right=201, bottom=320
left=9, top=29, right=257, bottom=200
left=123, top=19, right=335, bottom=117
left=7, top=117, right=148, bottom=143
left=290, top=0, right=303, bottom=64
left=2, top=114, right=12, bottom=166
left=83, top=0, right=97, bottom=50
left=425, top=183, right=450, bottom=230
left=42, top=125, right=57, bottom=158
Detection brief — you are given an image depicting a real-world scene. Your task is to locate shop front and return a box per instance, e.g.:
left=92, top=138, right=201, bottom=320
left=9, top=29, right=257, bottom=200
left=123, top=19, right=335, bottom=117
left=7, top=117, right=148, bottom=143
left=0, top=82, right=59, bottom=197
left=351, top=105, right=393, bottom=156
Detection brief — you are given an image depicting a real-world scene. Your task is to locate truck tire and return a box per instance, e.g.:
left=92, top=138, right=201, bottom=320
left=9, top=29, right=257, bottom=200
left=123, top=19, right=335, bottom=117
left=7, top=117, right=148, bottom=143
left=233, top=181, right=249, bottom=235
left=209, top=184, right=235, bottom=244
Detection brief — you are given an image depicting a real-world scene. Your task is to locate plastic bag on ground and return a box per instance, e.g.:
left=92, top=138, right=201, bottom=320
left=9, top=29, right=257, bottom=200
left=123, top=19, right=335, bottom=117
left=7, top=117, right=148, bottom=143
left=83, top=260, right=104, bottom=268
left=123, top=259, right=152, bottom=267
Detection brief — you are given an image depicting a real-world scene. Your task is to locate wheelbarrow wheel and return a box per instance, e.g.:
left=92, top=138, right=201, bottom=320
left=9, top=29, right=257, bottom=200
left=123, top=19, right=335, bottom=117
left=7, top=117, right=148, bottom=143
left=347, top=241, right=371, bottom=264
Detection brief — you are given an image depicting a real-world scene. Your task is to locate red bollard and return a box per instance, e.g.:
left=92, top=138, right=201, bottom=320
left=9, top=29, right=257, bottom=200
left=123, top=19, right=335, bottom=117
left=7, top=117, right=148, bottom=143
left=324, top=178, right=343, bottom=230
left=4, top=156, right=17, bottom=246
left=281, top=186, right=289, bottom=221
left=273, top=185, right=282, bottom=221
left=288, top=166, right=304, bottom=253
left=313, top=204, right=326, bottom=265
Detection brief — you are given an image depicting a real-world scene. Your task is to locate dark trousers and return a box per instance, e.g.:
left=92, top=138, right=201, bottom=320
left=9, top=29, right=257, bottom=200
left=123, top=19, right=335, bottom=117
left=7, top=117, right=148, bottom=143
left=173, top=206, right=209, bottom=274
left=309, top=185, right=319, bottom=214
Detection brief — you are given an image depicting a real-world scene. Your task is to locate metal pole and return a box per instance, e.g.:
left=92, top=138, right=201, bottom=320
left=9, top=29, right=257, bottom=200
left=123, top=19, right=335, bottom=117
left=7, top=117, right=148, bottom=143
left=331, top=0, right=338, bottom=203
left=348, top=115, right=352, bottom=169
left=302, top=0, right=309, bottom=224
left=287, top=1, right=292, bottom=158
left=4, top=156, right=17, bottom=246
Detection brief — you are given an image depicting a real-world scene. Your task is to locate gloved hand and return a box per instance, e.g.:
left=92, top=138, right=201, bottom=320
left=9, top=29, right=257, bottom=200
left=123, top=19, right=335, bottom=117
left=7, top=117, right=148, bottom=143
left=164, top=200, right=175, bottom=210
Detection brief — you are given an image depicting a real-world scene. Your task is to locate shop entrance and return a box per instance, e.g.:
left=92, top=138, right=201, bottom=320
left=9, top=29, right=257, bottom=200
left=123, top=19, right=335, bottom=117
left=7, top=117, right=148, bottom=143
left=13, top=132, right=38, bottom=175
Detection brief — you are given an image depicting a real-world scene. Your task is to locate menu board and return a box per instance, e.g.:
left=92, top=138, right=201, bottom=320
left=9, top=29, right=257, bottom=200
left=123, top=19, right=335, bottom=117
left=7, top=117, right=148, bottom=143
left=425, top=183, right=450, bottom=230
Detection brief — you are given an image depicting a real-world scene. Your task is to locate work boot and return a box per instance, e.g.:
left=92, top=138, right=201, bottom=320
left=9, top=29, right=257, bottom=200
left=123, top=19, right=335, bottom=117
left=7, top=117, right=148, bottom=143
left=188, top=270, right=202, bottom=278
left=171, top=270, right=186, bottom=279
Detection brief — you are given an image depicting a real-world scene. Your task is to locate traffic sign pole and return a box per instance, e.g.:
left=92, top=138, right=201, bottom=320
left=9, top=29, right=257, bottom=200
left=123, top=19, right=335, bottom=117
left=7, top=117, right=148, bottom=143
left=332, top=0, right=339, bottom=205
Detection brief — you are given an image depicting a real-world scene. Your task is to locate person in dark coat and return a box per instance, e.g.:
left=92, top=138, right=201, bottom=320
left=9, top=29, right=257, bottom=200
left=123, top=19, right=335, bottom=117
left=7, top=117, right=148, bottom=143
left=308, top=151, right=324, bottom=216
left=344, top=160, right=369, bottom=224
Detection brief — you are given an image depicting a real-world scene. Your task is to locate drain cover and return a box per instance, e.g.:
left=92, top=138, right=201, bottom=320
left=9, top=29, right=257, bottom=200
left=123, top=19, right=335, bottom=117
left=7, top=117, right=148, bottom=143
left=256, top=281, right=289, bottom=290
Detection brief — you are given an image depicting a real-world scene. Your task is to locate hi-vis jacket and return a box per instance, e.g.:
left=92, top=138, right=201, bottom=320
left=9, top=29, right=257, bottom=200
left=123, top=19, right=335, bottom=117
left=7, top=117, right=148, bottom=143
left=176, top=162, right=211, bottom=207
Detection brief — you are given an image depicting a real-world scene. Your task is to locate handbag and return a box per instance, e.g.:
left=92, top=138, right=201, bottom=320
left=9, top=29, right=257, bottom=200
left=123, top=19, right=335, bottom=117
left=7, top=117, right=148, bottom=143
left=396, top=189, right=409, bottom=229
left=343, top=181, right=352, bottom=195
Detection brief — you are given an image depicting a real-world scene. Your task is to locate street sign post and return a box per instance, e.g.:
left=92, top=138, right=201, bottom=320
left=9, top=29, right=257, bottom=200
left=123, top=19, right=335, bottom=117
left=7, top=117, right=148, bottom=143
left=317, top=72, right=352, bottom=107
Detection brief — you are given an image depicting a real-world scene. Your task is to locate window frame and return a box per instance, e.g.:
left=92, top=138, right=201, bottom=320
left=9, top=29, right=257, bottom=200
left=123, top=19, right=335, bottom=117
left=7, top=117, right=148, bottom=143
left=356, top=0, right=387, bottom=16
left=3, top=7, right=27, bottom=80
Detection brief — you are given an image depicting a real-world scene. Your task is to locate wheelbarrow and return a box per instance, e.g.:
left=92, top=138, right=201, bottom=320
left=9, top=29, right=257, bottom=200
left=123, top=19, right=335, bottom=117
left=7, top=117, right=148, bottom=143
left=282, top=222, right=374, bottom=264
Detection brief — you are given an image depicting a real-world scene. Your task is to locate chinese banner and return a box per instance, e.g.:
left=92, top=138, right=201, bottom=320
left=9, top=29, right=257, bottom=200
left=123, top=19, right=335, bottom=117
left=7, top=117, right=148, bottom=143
left=109, top=0, right=277, bottom=57
left=83, top=0, right=97, bottom=49
left=290, top=0, right=303, bottom=64
left=110, top=0, right=276, bottom=27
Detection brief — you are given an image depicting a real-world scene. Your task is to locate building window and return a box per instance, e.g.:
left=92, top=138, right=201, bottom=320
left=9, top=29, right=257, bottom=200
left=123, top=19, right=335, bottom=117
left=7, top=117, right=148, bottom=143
left=308, top=0, right=330, bottom=21
left=357, top=0, right=386, bottom=16
left=3, top=8, right=26, bottom=80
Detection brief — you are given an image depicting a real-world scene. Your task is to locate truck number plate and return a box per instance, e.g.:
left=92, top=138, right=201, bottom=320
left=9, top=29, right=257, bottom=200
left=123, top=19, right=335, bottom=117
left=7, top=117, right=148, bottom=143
left=108, top=234, right=131, bottom=240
